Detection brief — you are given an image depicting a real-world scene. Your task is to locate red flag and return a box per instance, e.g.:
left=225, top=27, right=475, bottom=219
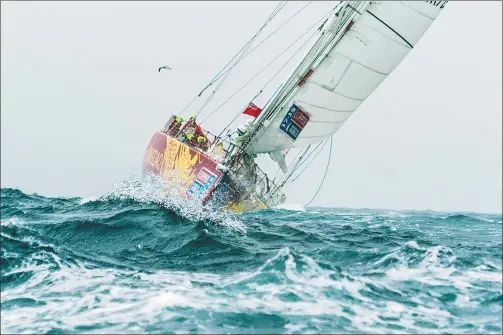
left=242, top=103, right=262, bottom=118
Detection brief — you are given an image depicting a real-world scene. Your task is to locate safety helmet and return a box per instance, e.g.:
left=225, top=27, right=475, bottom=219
left=175, top=117, right=183, bottom=122
left=197, top=136, right=206, bottom=143
left=189, top=116, right=195, bottom=121
left=187, top=134, right=194, bottom=140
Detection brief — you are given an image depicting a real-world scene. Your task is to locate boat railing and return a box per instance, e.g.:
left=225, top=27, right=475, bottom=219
left=160, top=117, right=284, bottom=207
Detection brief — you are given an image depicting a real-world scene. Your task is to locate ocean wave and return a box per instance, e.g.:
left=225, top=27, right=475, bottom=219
left=1, top=241, right=501, bottom=334
left=443, top=213, right=501, bottom=224
left=1, top=187, right=501, bottom=334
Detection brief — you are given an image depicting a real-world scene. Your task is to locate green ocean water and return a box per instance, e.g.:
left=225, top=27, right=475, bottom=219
left=1, top=181, right=501, bottom=334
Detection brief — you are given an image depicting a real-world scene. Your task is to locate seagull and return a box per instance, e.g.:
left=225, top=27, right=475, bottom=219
left=158, top=66, right=172, bottom=72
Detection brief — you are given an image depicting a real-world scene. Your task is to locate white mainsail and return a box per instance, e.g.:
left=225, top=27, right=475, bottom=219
left=244, top=1, right=447, bottom=155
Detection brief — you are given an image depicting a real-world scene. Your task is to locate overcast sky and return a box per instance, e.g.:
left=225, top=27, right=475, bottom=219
left=1, top=1, right=501, bottom=214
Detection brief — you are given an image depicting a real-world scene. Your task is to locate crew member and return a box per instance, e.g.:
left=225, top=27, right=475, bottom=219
left=168, top=116, right=183, bottom=136
left=181, top=116, right=197, bottom=133
left=197, top=136, right=209, bottom=151
left=194, top=125, right=204, bottom=138
left=185, top=133, right=197, bottom=147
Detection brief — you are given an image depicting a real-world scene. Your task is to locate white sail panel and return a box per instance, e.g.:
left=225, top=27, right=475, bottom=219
left=245, top=1, right=446, bottom=154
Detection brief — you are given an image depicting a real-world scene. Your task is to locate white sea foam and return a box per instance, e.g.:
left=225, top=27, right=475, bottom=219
left=1, top=217, right=21, bottom=226
left=1, top=242, right=501, bottom=334
left=101, top=171, right=246, bottom=234
left=274, top=203, right=306, bottom=212
left=79, top=196, right=98, bottom=205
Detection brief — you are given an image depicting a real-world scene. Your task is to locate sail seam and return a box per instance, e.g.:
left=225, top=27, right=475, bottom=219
left=324, top=60, right=352, bottom=92
left=295, top=100, right=355, bottom=113
left=336, top=53, right=390, bottom=76
left=366, top=10, right=413, bottom=48
left=400, top=2, right=436, bottom=20
left=333, top=90, right=366, bottom=101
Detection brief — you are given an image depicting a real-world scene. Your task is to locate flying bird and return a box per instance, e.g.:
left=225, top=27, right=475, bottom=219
left=158, top=66, right=172, bottom=72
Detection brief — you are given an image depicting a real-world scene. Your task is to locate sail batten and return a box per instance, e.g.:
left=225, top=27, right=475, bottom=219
left=244, top=1, right=446, bottom=155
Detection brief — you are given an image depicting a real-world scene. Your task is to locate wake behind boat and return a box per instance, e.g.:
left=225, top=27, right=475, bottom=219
left=143, top=1, right=448, bottom=214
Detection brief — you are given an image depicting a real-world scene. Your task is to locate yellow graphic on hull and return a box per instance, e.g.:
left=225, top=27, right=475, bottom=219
left=162, top=136, right=199, bottom=186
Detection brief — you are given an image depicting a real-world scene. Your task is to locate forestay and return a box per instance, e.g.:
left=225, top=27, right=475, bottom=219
left=244, top=1, right=447, bottom=155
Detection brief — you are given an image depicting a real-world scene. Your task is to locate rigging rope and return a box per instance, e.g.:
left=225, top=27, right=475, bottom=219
left=208, top=1, right=313, bottom=86
left=193, top=1, right=288, bottom=119
left=270, top=147, right=292, bottom=185
left=288, top=139, right=328, bottom=183
left=199, top=32, right=316, bottom=125
left=304, top=136, right=333, bottom=208
left=279, top=146, right=314, bottom=186
left=201, top=27, right=318, bottom=128
left=265, top=145, right=311, bottom=202
left=177, top=1, right=287, bottom=118
left=201, top=1, right=288, bottom=93
left=177, top=95, right=200, bottom=118
left=199, top=5, right=336, bottom=127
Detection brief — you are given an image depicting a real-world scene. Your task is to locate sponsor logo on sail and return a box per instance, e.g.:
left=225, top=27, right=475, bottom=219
left=279, top=104, right=311, bottom=141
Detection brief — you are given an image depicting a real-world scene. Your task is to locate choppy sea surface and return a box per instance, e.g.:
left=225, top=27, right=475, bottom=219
left=1, top=179, right=502, bottom=334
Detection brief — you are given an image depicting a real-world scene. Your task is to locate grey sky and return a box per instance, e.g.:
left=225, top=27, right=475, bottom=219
left=1, top=1, right=501, bottom=214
